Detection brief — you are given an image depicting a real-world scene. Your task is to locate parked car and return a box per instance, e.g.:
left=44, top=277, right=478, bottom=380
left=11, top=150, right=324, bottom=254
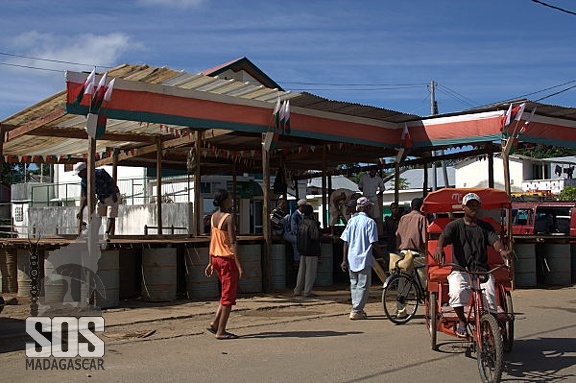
left=512, top=201, right=576, bottom=235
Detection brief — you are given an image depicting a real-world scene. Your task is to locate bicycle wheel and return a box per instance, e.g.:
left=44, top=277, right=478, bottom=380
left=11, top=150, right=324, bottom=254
left=501, top=290, right=514, bottom=353
left=382, top=274, right=419, bottom=325
left=427, top=292, right=438, bottom=351
left=477, top=313, right=504, bottom=383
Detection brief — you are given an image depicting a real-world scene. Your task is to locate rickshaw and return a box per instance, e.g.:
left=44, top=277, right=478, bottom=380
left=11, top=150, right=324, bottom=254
left=422, top=188, right=515, bottom=383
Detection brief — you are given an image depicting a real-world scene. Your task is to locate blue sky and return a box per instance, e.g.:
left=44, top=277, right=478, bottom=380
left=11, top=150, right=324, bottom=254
left=1, top=0, right=575, bottom=119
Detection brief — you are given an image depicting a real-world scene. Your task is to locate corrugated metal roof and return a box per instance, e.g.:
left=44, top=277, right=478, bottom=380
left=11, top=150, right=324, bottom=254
left=3, top=61, right=576, bottom=177
left=0, top=63, right=411, bottom=174
left=290, top=92, right=420, bottom=124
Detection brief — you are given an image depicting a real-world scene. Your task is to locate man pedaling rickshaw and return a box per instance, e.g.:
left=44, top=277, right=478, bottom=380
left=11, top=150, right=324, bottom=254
left=432, top=192, right=512, bottom=338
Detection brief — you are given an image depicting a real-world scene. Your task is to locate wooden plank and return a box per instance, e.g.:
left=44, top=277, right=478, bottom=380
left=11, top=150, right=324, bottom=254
left=371, top=254, right=388, bottom=284
left=5, top=108, right=66, bottom=141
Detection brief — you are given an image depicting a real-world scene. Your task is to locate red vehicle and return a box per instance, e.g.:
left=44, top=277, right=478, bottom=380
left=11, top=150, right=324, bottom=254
left=512, top=201, right=576, bottom=236
left=423, top=188, right=515, bottom=383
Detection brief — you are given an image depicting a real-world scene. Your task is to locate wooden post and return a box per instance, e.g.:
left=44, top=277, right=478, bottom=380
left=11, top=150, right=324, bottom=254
left=488, top=152, right=494, bottom=188
left=262, top=133, right=272, bottom=292
left=156, top=137, right=162, bottom=235
left=321, top=147, right=327, bottom=228
left=193, top=131, right=202, bottom=236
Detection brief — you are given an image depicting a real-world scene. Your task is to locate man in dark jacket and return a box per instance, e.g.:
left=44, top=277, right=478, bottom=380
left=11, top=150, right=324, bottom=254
left=75, top=162, right=121, bottom=238
left=294, top=204, right=321, bottom=297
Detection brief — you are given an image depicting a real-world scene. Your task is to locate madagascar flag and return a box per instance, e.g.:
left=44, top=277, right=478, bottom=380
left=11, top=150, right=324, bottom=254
left=74, top=68, right=95, bottom=104
left=401, top=123, right=412, bottom=149
left=90, top=72, right=108, bottom=112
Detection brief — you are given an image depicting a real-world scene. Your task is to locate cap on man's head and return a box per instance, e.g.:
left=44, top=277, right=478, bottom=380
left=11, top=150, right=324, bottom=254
left=356, top=196, right=373, bottom=207
left=297, top=199, right=308, bottom=207
left=73, top=162, right=86, bottom=174
left=462, top=192, right=481, bottom=206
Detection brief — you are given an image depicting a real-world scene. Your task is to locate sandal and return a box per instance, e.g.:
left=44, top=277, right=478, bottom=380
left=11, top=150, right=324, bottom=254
left=206, top=326, right=217, bottom=335
left=456, top=327, right=468, bottom=338
left=216, top=332, right=239, bottom=340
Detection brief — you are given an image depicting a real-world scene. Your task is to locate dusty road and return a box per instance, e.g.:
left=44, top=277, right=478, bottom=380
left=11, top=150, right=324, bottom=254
left=0, top=286, right=575, bottom=383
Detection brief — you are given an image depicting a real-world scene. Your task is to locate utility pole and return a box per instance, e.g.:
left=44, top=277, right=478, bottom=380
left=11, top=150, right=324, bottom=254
left=430, top=80, right=449, bottom=190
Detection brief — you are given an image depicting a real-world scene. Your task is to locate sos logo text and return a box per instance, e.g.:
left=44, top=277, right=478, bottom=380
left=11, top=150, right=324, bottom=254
left=25, top=317, right=105, bottom=371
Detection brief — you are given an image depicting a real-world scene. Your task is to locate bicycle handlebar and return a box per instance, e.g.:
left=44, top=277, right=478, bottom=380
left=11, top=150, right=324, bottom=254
left=439, top=262, right=509, bottom=275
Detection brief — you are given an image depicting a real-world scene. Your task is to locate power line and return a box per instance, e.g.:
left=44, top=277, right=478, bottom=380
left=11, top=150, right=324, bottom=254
left=534, top=83, right=576, bottom=102
left=531, top=0, right=576, bottom=16
left=283, top=80, right=427, bottom=87
left=0, top=61, right=63, bottom=73
left=0, top=51, right=112, bottom=69
left=435, top=84, right=477, bottom=109
left=514, top=79, right=576, bottom=99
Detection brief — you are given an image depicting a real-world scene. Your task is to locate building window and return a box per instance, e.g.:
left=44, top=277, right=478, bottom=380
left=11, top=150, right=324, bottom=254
left=14, top=206, right=23, bottom=222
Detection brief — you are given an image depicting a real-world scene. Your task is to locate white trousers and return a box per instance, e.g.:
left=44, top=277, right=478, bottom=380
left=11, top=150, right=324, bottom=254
left=448, top=271, right=497, bottom=313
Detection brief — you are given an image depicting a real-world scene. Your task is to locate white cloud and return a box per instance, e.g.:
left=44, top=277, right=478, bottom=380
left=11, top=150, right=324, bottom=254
left=137, top=0, right=205, bottom=9
left=7, top=31, right=138, bottom=72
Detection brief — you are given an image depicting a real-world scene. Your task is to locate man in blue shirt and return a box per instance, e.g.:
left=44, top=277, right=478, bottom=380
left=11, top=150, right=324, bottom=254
left=340, top=196, right=380, bottom=320
left=75, top=162, right=121, bottom=237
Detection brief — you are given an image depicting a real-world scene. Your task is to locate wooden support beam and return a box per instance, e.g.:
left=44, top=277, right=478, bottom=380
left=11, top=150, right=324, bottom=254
left=262, top=132, right=272, bottom=293
left=156, top=137, right=163, bottom=235
left=4, top=108, right=66, bottom=141
left=371, top=254, right=387, bottom=284
left=193, top=131, right=202, bottom=236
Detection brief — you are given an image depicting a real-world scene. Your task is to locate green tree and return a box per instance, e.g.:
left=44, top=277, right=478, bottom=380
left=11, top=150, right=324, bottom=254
left=517, top=144, right=576, bottom=159
left=398, top=177, right=409, bottom=190
left=558, top=186, right=576, bottom=201
left=0, top=162, right=26, bottom=186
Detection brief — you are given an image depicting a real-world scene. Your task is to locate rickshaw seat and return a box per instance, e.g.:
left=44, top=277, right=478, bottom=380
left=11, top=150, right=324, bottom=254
left=427, top=218, right=454, bottom=283
left=427, top=244, right=452, bottom=282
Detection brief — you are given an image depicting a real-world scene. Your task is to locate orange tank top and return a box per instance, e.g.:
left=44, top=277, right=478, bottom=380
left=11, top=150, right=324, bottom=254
left=209, top=213, right=235, bottom=258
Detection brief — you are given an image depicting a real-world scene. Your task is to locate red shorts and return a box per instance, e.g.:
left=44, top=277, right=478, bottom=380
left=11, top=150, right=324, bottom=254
left=212, top=256, right=239, bottom=306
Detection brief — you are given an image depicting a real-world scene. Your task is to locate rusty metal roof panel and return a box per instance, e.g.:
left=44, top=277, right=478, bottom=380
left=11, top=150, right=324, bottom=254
left=289, top=92, right=421, bottom=123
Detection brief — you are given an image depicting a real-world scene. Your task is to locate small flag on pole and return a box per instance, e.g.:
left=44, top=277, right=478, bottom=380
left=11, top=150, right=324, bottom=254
left=74, top=68, right=96, bottom=104
left=401, top=123, right=412, bottom=148
left=500, top=104, right=513, bottom=132
left=519, top=107, right=536, bottom=135
left=273, top=98, right=281, bottom=130
left=103, top=78, right=115, bottom=102
left=283, top=100, right=290, bottom=133
left=512, top=102, right=526, bottom=121
left=90, top=72, right=108, bottom=112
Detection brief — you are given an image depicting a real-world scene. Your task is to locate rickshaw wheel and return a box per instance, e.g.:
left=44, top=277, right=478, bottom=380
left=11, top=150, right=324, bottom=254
left=428, top=292, right=438, bottom=351
left=477, top=314, right=504, bottom=383
left=502, top=290, right=514, bottom=353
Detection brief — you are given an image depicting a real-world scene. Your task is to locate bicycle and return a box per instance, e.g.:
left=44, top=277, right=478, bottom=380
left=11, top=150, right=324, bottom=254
left=430, top=263, right=509, bottom=383
left=382, top=252, right=427, bottom=325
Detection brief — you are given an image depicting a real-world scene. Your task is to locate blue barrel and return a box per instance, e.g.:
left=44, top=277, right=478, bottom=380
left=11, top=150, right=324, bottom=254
left=44, top=251, right=66, bottom=304
left=97, top=249, right=119, bottom=308
left=238, top=244, right=262, bottom=293
left=3, top=248, right=17, bottom=293
left=17, top=249, right=32, bottom=298
left=119, top=248, right=136, bottom=299
left=572, top=244, right=576, bottom=284
left=514, top=243, right=537, bottom=288
left=316, top=243, right=333, bottom=287
left=270, top=244, right=286, bottom=290
left=142, top=248, right=177, bottom=302
left=185, top=246, right=219, bottom=300
left=542, top=243, right=571, bottom=286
